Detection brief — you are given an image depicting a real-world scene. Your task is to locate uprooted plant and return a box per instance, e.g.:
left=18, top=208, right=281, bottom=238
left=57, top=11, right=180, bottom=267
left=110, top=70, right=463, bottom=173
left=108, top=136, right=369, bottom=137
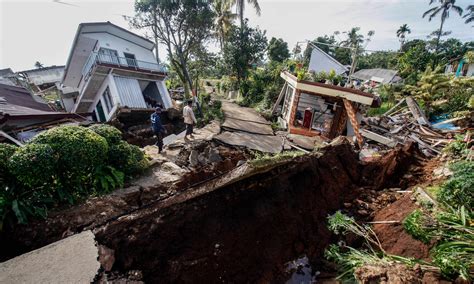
left=325, top=211, right=436, bottom=282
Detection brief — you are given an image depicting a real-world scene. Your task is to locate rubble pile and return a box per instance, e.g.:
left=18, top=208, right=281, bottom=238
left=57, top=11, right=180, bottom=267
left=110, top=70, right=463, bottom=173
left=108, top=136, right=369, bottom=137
left=361, top=97, right=463, bottom=156
left=110, top=107, right=185, bottom=147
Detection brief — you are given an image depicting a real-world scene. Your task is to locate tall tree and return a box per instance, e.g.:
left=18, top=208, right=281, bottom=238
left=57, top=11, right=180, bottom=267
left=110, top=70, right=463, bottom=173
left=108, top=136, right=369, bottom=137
left=463, top=5, right=474, bottom=24
left=130, top=0, right=214, bottom=95
left=340, top=27, right=375, bottom=77
left=423, top=0, right=463, bottom=53
left=267, top=37, right=290, bottom=63
left=222, top=19, right=267, bottom=89
left=396, top=24, right=411, bottom=50
left=213, top=0, right=237, bottom=50
left=233, top=0, right=261, bottom=27
left=303, top=35, right=338, bottom=65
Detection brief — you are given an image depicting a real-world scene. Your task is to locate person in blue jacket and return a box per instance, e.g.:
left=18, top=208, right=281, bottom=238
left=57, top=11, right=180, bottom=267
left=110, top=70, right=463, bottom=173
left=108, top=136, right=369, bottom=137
left=151, top=107, right=166, bottom=153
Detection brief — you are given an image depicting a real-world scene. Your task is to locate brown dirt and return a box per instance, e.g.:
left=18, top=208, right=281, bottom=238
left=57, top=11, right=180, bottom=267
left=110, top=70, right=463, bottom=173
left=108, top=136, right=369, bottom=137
left=372, top=194, right=432, bottom=260
left=355, top=263, right=424, bottom=284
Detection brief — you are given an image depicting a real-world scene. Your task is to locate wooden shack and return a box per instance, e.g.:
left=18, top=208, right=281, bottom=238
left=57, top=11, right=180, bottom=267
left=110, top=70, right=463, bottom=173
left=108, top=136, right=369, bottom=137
left=273, top=71, right=380, bottom=145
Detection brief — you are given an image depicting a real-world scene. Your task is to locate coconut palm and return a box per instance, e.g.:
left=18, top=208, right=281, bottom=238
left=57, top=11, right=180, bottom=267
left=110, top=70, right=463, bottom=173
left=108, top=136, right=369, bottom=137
left=396, top=24, right=411, bottom=50
left=233, top=0, right=261, bottom=27
left=213, top=0, right=237, bottom=49
left=423, top=0, right=463, bottom=53
left=340, top=27, right=375, bottom=76
left=464, top=5, right=474, bottom=24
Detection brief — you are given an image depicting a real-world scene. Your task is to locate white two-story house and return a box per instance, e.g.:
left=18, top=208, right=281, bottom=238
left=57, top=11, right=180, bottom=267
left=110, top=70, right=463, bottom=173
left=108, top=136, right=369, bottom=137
left=61, top=22, right=172, bottom=122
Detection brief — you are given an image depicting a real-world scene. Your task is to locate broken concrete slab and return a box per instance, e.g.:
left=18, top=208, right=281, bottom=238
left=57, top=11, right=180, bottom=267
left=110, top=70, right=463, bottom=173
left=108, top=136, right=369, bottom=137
left=222, top=117, right=274, bottom=135
left=221, top=101, right=270, bottom=125
left=287, top=134, right=326, bottom=150
left=0, top=230, right=99, bottom=284
left=214, top=131, right=283, bottom=153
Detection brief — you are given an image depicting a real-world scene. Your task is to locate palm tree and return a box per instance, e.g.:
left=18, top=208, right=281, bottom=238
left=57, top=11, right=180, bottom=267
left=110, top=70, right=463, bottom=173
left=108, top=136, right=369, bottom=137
left=340, top=27, right=375, bottom=77
left=396, top=24, right=411, bottom=50
left=464, top=5, right=474, bottom=24
left=423, top=0, right=463, bottom=53
left=213, top=0, right=237, bottom=49
left=233, top=0, right=261, bottom=27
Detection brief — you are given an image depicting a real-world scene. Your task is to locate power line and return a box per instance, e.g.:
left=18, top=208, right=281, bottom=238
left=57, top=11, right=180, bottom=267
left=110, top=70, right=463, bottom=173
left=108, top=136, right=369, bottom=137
left=299, top=40, right=404, bottom=54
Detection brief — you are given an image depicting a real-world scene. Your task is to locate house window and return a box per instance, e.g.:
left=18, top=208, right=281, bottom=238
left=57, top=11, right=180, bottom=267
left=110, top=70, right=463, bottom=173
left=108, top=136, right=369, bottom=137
left=98, top=48, right=119, bottom=65
left=124, top=53, right=137, bottom=67
left=102, top=86, right=114, bottom=113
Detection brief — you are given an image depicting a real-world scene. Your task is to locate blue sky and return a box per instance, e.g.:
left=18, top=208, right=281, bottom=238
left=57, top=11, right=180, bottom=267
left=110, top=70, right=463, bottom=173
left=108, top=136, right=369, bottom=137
left=0, top=0, right=473, bottom=71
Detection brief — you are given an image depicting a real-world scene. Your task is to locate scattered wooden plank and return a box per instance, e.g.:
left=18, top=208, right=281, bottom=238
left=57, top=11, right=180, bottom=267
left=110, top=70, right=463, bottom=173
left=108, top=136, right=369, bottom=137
left=383, top=98, right=406, bottom=116
left=271, top=82, right=287, bottom=114
left=409, top=134, right=441, bottom=154
left=0, top=130, right=23, bottom=146
left=406, top=97, right=429, bottom=125
left=360, top=129, right=398, bottom=147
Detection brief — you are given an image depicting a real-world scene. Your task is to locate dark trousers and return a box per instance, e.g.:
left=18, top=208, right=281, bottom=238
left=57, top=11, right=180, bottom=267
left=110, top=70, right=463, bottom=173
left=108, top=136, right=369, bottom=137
left=185, top=123, right=194, bottom=135
left=154, top=131, right=163, bottom=152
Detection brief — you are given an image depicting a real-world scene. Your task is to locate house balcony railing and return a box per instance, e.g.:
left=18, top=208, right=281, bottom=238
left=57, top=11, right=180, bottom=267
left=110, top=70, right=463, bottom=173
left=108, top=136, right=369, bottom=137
left=82, top=52, right=167, bottom=80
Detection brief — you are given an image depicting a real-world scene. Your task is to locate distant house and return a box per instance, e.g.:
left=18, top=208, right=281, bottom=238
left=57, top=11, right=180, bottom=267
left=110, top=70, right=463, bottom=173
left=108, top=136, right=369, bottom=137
left=0, top=83, right=83, bottom=132
left=18, top=65, right=65, bottom=91
left=308, top=45, right=348, bottom=75
left=0, top=68, right=17, bottom=86
left=351, top=68, right=402, bottom=84
left=445, top=57, right=474, bottom=77
left=61, top=22, right=172, bottom=122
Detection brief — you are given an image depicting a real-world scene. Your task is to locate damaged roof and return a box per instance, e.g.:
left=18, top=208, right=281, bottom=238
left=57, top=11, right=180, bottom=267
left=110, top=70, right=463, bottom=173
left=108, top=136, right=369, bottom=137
left=0, top=83, right=51, bottom=112
left=352, top=68, right=401, bottom=84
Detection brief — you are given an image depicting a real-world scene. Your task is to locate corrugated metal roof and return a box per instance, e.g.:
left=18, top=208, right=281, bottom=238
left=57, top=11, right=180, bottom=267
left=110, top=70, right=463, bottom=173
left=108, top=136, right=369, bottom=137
left=0, top=83, right=52, bottom=112
left=352, top=68, right=400, bottom=83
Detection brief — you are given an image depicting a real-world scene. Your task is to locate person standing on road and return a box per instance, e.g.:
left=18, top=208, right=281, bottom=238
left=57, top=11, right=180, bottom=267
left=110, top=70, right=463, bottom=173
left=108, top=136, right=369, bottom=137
left=151, top=107, right=166, bottom=153
left=183, top=99, right=197, bottom=140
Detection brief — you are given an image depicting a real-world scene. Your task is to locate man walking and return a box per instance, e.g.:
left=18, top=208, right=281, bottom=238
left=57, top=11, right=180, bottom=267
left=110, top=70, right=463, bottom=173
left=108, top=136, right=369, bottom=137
left=183, top=99, right=197, bottom=140
left=151, top=107, right=166, bottom=153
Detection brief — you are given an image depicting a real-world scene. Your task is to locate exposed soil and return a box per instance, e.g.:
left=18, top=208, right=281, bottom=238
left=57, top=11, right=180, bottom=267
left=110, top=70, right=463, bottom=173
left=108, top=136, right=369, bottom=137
left=0, top=137, right=438, bottom=283
left=373, top=194, right=431, bottom=260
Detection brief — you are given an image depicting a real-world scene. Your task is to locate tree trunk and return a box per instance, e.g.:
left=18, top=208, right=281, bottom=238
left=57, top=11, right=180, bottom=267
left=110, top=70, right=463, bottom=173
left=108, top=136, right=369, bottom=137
left=435, top=17, right=445, bottom=54
left=177, top=52, right=194, bottom=98
left=152, top=12, right=160, bottom=63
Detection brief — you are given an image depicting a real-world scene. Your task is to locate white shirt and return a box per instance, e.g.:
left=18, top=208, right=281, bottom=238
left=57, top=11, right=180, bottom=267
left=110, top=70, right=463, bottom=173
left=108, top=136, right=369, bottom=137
left=183, top=105, right=197, bottom=125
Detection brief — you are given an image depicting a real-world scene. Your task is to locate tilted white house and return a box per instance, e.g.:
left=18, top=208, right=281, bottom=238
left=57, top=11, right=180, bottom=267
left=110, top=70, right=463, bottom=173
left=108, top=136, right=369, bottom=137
left=308, top=45, right=348, bottom=75
left=61, top=22, right=172, bottom=122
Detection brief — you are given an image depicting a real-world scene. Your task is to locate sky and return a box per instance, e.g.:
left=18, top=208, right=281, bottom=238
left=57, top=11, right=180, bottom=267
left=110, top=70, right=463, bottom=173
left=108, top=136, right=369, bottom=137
left=0, top=0, right=473, bottom=71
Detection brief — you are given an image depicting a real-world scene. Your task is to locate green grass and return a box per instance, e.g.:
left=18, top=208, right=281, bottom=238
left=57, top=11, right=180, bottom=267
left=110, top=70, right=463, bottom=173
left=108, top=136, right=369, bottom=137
left=249, top=151, right=305, bottom=168
left=367, top=102, right=395, bottom=117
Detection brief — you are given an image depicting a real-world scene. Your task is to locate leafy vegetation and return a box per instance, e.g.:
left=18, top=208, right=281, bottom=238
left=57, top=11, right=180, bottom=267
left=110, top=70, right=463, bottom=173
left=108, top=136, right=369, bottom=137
left=325, top=211, right=432, bottom=281
left=0, top=125, right=148, bottom=227
left=222, top=19, right=267, bottom=89
left=249, top=151, right=305, bottom=168
left=437, top=161, right=474, bottom=210
left=404, top=207, right=474, bottom=280
left=196, top=93, right=224, bottom=126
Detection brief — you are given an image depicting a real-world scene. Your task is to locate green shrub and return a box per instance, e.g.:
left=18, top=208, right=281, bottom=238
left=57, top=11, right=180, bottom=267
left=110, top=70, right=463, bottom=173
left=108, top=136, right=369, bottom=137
left=443, top=134, right=470, bottom=158
left=88, top=124, right=123, bottom=145
left=9, top=144, right=56, bottom=189
left=109, top=141, right=148, bottom=176
left=0, top=144, right=17, bottom=176
left=32, top=126, right=108, bottom=180
left=437, top=161, right=474, bottom=210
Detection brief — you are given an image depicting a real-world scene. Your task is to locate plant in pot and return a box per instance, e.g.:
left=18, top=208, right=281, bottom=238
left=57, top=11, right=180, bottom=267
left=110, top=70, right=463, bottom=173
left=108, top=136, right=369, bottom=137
left=327, top=70, right=337, bottom=85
